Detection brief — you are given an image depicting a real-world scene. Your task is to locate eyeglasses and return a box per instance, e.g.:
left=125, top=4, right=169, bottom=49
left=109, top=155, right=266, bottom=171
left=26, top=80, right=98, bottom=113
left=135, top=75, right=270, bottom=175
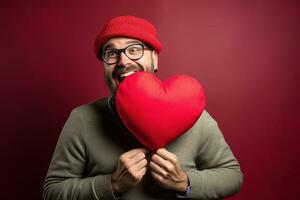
left=101, top=43, right=149, bottom=65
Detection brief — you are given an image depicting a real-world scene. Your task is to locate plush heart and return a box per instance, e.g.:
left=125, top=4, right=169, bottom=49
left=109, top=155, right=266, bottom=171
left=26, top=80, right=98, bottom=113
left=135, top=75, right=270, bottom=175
left=115, top=72, right=205, bottom=151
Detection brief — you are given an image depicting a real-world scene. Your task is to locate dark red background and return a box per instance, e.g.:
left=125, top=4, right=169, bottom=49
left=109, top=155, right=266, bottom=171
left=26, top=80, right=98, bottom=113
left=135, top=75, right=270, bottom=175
left=1, top=1, right=299, bottom=199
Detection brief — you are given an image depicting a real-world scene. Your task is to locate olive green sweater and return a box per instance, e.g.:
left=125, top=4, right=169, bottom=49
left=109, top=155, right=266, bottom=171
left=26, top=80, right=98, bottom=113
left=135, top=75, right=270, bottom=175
left=43, top=98, right=243, bottom=200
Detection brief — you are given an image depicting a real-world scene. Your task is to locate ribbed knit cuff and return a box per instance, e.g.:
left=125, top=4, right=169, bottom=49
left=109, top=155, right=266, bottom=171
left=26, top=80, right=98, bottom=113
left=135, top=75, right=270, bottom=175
left=186, top=169, right=203, bottom=199
left=93, top=174, right=115, bottom=200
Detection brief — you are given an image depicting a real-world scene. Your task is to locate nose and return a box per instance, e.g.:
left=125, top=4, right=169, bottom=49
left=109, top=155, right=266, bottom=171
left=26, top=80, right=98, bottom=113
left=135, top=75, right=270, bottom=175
left=117, top=52, right=132, bottom=68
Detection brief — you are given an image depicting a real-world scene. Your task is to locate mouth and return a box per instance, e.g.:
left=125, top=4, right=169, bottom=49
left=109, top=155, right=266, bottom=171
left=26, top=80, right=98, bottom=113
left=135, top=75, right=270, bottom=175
left=117, top=70, right=139, bottom=82
left=112, top=64, right=144, bottom=84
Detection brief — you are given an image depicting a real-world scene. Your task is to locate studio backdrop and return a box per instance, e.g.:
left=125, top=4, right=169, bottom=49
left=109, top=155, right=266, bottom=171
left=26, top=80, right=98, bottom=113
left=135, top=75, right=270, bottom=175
left=1, top=0, right=299, bottom=199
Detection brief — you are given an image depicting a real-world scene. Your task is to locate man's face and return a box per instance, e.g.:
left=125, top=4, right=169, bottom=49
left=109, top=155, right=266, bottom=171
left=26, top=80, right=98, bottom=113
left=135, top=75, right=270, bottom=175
left=102, top=37, right=158, bottom=94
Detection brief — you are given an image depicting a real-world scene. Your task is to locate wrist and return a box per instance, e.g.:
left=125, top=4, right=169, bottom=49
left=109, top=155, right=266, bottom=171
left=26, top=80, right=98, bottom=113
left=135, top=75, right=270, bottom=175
left=177, top=173, right=189, bottom=192
left=111, top=177, right=123, bottom=200
left=111, top=176, right=120, bottom=193
left=176, top=175, right=192, bottom=198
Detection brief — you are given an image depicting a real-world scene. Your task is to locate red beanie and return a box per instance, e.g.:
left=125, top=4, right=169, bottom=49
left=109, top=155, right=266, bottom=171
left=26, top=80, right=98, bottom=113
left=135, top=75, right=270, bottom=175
left=94, top=15, right=162, bottom=59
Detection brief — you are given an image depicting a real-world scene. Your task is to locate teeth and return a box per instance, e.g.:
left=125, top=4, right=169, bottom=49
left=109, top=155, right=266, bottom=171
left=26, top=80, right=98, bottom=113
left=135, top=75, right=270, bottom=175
left=120, top=71, right=136, bottom=78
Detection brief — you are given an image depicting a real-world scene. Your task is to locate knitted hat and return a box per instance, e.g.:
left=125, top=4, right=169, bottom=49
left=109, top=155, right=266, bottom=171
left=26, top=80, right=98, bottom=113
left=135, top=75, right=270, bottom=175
left=94, top=15, right=162, bottom=59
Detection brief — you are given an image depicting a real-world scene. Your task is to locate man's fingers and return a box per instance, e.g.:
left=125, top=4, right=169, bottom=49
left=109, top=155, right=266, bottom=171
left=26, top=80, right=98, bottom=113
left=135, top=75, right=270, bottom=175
left=116, top=148, right=148, bottom=176
left=127, top=162, right=147, bottom=182
left=120, top=148, right=148, bottom=159
left=121, top=152, right=146, bottom=171
left=156, top=148, right=178, bottom=165
left=130, top=151, right=147, bottom=164
left=138, top=167, right=147, bottom=177
left=134, top=158, right=148, bottom=172
left=151, top=170, right=164, bottom=183
left=149, top=161, right=169, bottom=177
left=127, top=148, right=149, bottom=158
left=119, top=148, right=148, bottom=165
left=151, top=154, right=175, bottom=173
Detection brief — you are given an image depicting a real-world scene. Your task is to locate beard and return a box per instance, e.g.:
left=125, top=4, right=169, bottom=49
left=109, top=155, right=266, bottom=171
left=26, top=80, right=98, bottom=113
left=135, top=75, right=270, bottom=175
left=107, top=58, right=156, bottom=94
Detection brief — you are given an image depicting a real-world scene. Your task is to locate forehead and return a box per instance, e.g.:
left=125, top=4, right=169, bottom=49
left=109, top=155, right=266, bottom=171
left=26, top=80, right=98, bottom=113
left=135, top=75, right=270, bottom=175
left=103, top=37, right=143, bottom=49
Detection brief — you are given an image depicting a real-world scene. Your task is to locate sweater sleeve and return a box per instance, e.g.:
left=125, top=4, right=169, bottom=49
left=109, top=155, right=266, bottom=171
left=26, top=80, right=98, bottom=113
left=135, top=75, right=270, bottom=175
left=186, top=112, right=243, bottom=199
left=43, top=109, right=116, bottom=200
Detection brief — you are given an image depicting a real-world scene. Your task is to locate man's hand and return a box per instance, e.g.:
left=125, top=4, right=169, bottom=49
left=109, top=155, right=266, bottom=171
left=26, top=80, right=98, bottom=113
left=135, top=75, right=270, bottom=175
left=111, top=148, right=148, bottom=193
left=150, top=148, right=188, bottom=192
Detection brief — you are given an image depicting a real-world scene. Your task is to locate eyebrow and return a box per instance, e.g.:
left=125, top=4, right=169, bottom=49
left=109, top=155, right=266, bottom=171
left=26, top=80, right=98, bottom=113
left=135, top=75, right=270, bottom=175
left=103, top=40, right=143, bottom=50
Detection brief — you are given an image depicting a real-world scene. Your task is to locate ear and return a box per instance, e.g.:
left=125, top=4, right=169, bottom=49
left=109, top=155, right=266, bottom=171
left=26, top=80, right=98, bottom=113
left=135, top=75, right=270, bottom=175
left=151, top=51, right=158, bottom=71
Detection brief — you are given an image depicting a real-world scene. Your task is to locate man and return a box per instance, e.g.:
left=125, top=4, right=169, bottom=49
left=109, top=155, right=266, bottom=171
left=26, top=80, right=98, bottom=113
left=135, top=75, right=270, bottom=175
left=43, top=15, right=243, bottom=200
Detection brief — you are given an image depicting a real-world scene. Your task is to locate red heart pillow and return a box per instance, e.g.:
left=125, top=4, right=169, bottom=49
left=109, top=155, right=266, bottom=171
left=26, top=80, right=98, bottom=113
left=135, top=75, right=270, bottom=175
left=115, top=72, right=205, bottom=151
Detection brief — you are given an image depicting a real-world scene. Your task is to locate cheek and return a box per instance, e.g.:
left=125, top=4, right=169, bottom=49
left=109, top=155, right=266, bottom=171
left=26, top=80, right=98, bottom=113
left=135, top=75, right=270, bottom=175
left=137, top=55, right=154, bottom=71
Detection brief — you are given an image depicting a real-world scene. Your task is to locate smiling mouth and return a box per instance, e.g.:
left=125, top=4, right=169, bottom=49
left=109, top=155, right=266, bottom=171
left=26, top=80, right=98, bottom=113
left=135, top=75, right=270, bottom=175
left=118, top=70, right=139, bottom=82
left=113, top=64, right=144, bottom=83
